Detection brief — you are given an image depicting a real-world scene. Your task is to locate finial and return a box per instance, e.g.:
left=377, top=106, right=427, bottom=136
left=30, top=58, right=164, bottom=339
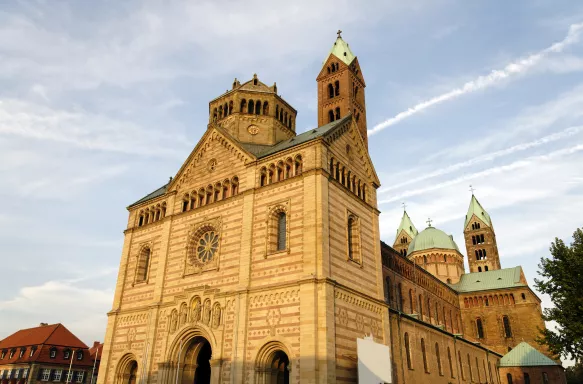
left=469, top=185, right=475, bottom=195
left=337, top=29, right=342, bottom=39
left=426, top=218, right=433, bottom=227
left=168, top=176, right=173, bottom=183
left=402, top=202, right=407, bottom=212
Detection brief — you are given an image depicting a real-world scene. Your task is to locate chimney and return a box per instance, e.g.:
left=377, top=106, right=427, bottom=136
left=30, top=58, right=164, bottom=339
left=39, top=323, right=48, bottom=327
left=93, top=341, right=101, bottom=348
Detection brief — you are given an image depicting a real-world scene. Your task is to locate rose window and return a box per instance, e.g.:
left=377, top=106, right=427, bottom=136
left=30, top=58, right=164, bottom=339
left=196, top=231, right=219, bottom=263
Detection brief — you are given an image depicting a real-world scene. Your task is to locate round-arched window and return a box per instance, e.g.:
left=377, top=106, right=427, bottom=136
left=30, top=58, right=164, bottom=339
left=196, top=230, right=219, bottom=263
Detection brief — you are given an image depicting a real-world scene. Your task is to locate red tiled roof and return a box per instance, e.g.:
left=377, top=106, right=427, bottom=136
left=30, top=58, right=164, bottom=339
left=0, top=324, right=87, bottom=349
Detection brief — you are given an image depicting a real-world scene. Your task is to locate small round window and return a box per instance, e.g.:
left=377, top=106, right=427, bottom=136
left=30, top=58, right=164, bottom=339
left=196, top=231, right=219, bottom=263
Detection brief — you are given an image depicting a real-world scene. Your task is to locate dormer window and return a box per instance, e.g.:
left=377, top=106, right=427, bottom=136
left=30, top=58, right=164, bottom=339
left=63, top=349, right=70, bottom=359
left=50, top=348, right=57, bottom=358
left=19, top=348, right=25, bottom=358
left=1, top=350, right=5, bottom=359
left=29, top=347, right=36, bottom=357
left=8, top=349, right=15, bottom=358
left=76, top=351, right=83, bottom=360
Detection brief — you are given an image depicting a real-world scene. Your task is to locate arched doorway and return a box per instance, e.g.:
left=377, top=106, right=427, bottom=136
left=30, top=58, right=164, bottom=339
left=128, top=361, right=138, bottom=384
left=115, top=354, right=138, bottom=384
left=269, top=351, right=289, bottom=384
left=178, top=337, right=212, bottom=384
left=255, top=342, right=292, bottom=384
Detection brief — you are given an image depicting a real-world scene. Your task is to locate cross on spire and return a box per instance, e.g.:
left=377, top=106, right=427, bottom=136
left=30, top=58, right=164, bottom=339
left=337, top=29, right=342, bottom=38
left=469, top=185, right=476, bottom=195
left=402, top=202, right=407, bottom=212
left=426, top=218, right=433, bottom=227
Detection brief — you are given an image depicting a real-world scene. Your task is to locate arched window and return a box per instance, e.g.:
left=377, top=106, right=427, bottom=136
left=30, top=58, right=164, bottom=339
left=279, top=109, right=284, bottom=122
left=294, top=155, right=302, bottom=175
left=240, top=99, right=247, bottom=112
left=327, top=66, right=331, bottom=74
left=248, top=99, right=255, bottom=114
left=480, top=234, right=485, bottom=243
left=524, top=372, right=530, bottom=384
left=485, top=266, right=489, bottom=271
left=427, top=297, right=431, bottom=322
left=231, top=176, right=239, bottom=195
left=255, top=100, right=261, bottom=115
left=472, top=235, right=476, bottom=245
left=136, top=246, right=150, bottom=283
left=263, top=101, right=269, bottom=115
left=347, top=216, right=359, bottom=261
left=222, top=181, right=229, bottom=199
left=478, top=266, right=482, bottom=272
left=277, top=212, right=286, bottom=251
left=285, top=158, right=292, bottom=178
left=229, top=101, right=233, bottom=114
left=435, top=343, right=442, bottom=375
left=328, top=110, right=334, bottom=122
left=447, top=347, right=454, bottom=378
left=384, top=277, right=392, bottom=303
left=398, top=283, right=403, bottom=311
left=404, top=333, right=412, bottom=369
left=458, top=351, right=464, bottom=380
left=335, top=107, right=341, bottom=120
left=334, top=80, right=340, bottom=96
left=507, top=373, right=513, bottom=384
left=418, top=294, right=423, bottom=317
left=219, top=105, right=223, bottom=118
left=503, top=316, right=512, bottom=337
left=521, top=293, right=526, bottom=301
left=138, top=211, right=145, bottom=226
left=409, top=289, right=414, bottom=313
left=328, top=83, right=334, bottom=98
left=421, top=338, right=429, bottom=373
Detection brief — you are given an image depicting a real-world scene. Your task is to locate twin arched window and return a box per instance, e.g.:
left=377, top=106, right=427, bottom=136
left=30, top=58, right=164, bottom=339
left=472, top=222, right=481, bottom=230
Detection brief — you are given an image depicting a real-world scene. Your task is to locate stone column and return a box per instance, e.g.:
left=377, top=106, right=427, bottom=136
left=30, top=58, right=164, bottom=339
left=210, top=359, right=222, bottom=384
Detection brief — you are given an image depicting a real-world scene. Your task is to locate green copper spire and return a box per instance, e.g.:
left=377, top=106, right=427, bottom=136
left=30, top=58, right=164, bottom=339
left=323, top=30, right=356, bottom=68
left=395, top=210, right=418, bottom=241
left=464, top=194, right=492, bottom=229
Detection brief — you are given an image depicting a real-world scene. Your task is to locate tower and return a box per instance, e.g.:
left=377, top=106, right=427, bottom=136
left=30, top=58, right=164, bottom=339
left=464, top=194, right=501, bottom=273
left=393, top=210, right=418, bottom=257
left=208, top=74, right=297, bottom=146
left=316, top=30, right=368, bottom=146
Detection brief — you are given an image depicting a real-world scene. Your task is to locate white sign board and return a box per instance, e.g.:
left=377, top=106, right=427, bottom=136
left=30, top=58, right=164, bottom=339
left=357, top=336, right=392, bottom=383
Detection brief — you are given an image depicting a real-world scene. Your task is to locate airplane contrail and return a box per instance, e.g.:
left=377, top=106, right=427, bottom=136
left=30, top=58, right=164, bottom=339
left=368, top=23, right=583, bottom=136
left=378, top=125, right=583, bottom=194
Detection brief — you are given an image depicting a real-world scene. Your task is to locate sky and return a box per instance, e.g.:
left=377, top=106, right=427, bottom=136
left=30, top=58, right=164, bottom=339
left=0, top=0, right=582, bottom=360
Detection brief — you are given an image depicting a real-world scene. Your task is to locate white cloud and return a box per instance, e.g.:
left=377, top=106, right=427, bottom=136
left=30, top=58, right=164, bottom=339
left=369, top=22, right=583, bottom=135
left=0, top=279, right=113, bottom=344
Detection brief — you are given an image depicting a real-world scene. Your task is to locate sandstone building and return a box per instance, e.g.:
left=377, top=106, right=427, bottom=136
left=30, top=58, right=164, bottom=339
left=98, top=32, right=562, bottom=383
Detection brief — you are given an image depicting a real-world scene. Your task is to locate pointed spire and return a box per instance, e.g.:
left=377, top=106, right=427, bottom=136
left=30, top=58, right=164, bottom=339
left=322, top=31, right=356, bottom=69
left=395, top=210, right=418, bottom=241
left=464, top=194, right=492, bottom=228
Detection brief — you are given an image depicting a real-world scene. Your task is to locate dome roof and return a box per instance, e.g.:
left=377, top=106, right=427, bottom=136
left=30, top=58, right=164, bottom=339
left=407, top=226, right=460, bottom=254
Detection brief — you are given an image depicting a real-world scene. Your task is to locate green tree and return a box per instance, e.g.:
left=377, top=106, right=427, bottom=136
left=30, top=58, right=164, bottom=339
left=535, top=227, right=583, bottom=361
left=566, top=362, right=583, bottom=384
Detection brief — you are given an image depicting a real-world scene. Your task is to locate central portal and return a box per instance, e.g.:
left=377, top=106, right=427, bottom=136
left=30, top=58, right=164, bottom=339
left=180, top=337, right=212, bottom=384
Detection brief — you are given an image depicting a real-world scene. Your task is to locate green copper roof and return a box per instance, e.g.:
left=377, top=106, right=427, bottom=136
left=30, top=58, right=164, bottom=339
left=465, top=194, right=492, bottom=228
left=324, top=37, right=356, bottom=67
left=407, top=226, right=460, bottom=254
left=499, top=342, right=559, bottom=367
left=452, top=267, right=526, bottom=293
left=240, top=114, right=352, bottom=158
left=395, top=211, right=418, bottom=240
left=128, top=182, right=169, bottom=208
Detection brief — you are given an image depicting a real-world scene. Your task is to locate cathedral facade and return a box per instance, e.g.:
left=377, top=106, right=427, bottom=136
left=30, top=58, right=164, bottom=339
left=98, top=33, right=562, bottom=384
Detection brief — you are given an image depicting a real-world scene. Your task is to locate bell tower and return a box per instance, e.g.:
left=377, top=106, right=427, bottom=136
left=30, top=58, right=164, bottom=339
left=316, top=30, right=368, bottom=146
left=464, top=193, right=502, bottom=273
